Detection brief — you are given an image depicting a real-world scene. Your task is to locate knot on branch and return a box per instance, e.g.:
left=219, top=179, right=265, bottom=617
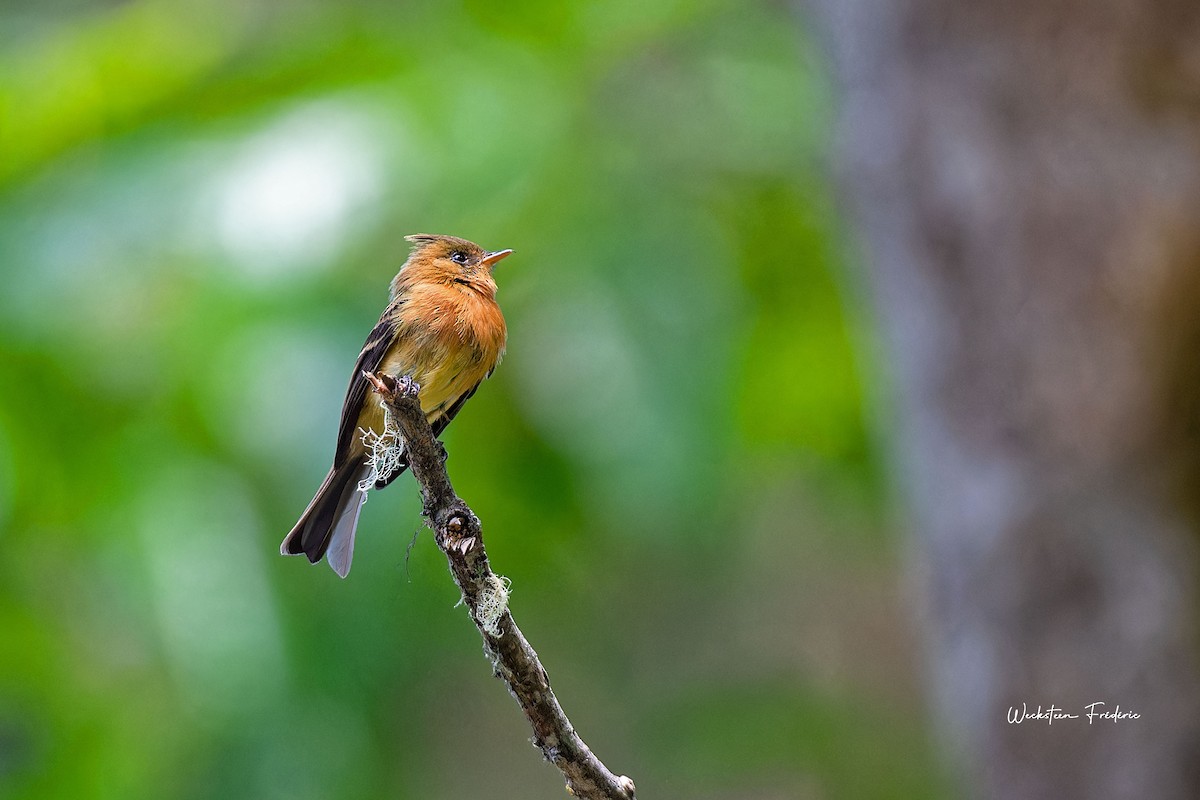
left=434, top=504, right=481, bottom=556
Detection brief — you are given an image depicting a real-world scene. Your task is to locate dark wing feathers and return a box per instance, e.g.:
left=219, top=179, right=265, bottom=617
left=334, top=307, right=400, bottom=466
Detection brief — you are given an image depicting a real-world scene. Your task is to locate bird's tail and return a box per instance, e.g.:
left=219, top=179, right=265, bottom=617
left=281, top=458, right=371, bottom=578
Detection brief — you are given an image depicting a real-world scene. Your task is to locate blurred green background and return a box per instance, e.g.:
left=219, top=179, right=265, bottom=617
left=0, top=1, right=949, bottom=798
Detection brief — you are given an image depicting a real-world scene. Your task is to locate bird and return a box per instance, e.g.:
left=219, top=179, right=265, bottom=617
left=281, top=234, right=511, bottom=577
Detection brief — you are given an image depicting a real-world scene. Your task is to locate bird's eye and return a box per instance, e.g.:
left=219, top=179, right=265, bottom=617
left=450, top=251, right=469, bottom=265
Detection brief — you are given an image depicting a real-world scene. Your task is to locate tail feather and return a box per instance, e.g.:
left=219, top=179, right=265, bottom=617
left=281, top=458, right=370, bottom=576
left=325, top=465, right=370, bottom=578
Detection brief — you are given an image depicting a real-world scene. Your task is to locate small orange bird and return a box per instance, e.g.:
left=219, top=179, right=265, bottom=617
left=282, top=234, right=511, bottom=577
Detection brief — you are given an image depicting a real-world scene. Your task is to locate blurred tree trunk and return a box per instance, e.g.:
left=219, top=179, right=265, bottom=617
left=805, top=2, right=1200, bottom=798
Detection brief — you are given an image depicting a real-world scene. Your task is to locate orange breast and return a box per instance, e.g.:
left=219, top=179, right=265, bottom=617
left=365, top=282, right=506, bottom=431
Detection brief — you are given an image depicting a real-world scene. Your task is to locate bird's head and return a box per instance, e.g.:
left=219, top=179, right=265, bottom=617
left=395, top=234, right=512, bottom=297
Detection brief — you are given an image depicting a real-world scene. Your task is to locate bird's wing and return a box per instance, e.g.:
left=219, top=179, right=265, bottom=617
left=334, top=306, right=400, bottom=466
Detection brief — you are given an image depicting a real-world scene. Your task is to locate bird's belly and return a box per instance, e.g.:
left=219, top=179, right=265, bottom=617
left=374, top=344, right=488, bottom=424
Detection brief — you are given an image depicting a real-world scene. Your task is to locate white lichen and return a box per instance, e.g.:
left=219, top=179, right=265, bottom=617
left=474, top=574, right=512, bottom=637
left=357, top=407, right=406, bottom=493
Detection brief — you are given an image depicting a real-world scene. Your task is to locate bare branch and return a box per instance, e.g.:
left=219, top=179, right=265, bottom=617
left=367, top=371, right=637, bottom=800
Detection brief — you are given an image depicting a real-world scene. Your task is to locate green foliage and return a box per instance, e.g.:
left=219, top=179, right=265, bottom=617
left=0, top=1, right=946, bottom=798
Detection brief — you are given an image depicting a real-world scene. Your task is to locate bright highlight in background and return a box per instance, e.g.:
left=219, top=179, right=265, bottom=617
left=210, top=102, right=386, bottom=280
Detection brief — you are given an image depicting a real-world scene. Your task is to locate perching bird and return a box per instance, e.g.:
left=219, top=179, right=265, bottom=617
left=281, top=234, right=511, bottom=577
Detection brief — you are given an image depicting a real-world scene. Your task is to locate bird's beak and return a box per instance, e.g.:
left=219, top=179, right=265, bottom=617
left=481, top=249, right=513, bottom=268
